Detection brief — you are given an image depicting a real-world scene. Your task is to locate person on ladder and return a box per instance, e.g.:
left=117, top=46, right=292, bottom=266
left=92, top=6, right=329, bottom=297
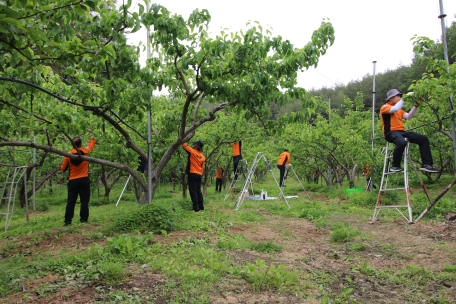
left=182, top=140, right=205, bottom=212
left=215, top=163, right=225, bottom=193
left=231, top=140, right=242, bottom=180
left=380, top=89, right=439, bottom=173
left=277, top=149, right=291, bottom=187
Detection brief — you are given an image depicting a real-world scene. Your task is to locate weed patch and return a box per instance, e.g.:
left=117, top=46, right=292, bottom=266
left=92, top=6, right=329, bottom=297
left=250, top=241, right=283, bottom=253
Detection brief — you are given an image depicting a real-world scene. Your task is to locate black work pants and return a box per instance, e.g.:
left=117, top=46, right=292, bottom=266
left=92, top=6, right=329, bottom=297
left=277, top=165, right=286, bottom=186
left=385, top=131, right=433, bottom=168
left=188, top=173, right=204, bottom=212
left=233, top=155, right=242, bottom=180
left=65, top=177, right=90, bottom=224
left=215, top=178, right=223, bottom=192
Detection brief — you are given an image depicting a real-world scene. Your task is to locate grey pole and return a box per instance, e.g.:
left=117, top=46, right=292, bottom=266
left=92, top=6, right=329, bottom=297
left=33, top=136, right=36, bottom=211
left=146, top=0, right=152, bottom=204
left=438, top=0, right=456, bottom=171
left=371, top=61, right=377, bottom=192
left=372, top=61, right=377, bottom=150
left=329, top=97, right=332, bottom=193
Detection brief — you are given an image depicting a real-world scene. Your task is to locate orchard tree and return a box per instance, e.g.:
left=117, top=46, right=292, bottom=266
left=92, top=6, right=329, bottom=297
left=0, top=1, right=335, bottom=204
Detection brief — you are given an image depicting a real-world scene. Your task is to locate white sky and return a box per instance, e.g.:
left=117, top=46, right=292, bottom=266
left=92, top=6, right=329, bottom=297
left=127, top=0, right=456, bottom=91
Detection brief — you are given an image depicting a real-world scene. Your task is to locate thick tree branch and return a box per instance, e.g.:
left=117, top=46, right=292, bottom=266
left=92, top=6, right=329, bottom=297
left=0, top=141, right=148, bottom=191
left=87, top=108, right=148, bottom=162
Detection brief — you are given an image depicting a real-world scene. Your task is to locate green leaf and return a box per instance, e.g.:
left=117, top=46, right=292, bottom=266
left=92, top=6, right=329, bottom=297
left=103, top=45, right=116, bottom=57
left=138, top=3, right=144, bottom=15
left=74, top=5, right=88, bottom=16
left=84, top=40, right=97, bottom=46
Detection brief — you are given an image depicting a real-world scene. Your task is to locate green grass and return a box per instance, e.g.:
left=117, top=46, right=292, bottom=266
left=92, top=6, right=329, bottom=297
left=1, top=172, right=456, bottom=302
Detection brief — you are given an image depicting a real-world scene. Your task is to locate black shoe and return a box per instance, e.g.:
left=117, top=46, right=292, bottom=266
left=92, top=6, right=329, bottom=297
left=420, top=164, right=439, bottom=173
left=80, top=221, right=91, bottom=224
left=390, top=167, right=404, bottom=173
left=64, top=222, right=71, bottom=226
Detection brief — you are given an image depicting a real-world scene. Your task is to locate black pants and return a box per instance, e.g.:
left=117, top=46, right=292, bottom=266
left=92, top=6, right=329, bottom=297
left=233, top=155, right=242, bottom=180
left=215, top=178, right=223, bottom=192
left=188, top=173, right=204, bottom=212
left=385, top=131, right=433, bottom=168
left=277, top=165, right=286, bottom=186
left=65, top=177, right=90, bottom=224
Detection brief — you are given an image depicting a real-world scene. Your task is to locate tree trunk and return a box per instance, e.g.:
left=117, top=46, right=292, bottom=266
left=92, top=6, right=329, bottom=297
left=182, top=174, right=187, bottom=199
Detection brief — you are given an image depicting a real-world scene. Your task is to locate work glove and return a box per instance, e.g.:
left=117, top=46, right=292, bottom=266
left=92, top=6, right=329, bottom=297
left=414, top=102, right=420, bottom=107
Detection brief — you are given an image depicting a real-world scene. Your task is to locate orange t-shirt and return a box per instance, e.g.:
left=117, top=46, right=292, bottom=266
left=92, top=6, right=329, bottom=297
left=60, top=139, right=96, bottom=180
left=182, top=143, right=205, bottom=175
left=216, top=168, right=225, bottom=179
left=380, top=103, right=406, bottom=137
left=231, top=141, right=242, bottom=157
left=277, top=152, right=290, bottom=166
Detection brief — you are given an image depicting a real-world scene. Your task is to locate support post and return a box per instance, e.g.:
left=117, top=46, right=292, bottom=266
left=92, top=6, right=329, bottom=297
left=33, top=136, right=36, bottom=211
left=24, top=169, right=29, bottom=226
left=329, top=97, right=332, bottom=193
left=146, top=0, right=152, bottom=204
left=372, top=61, right=377, bottom=150
left=371, top=61, right=377, bottom=192
left=438, top=0, right=456, bottom=172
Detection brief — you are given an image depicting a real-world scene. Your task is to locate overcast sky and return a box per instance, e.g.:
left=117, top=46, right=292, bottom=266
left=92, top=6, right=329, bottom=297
left=127, top=0, right=456, bottom=91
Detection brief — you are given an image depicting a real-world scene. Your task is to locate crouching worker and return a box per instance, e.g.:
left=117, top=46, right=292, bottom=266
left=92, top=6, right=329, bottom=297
left=215, top=164, right=225, bottom=193
left=380, top=89, right=439, bottom=173
left=277, top=149, right=291, bottom=187
left=182, top=140, right=205, bottom=212
left=61, top=134, right=96, bottom=226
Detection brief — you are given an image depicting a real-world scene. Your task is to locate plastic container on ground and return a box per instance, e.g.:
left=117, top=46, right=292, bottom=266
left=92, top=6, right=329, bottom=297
left=345, top=187, right=364, bottom=196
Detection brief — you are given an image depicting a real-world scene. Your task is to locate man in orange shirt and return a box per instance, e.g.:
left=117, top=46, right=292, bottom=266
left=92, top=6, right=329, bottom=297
left=231, top=140, right=242, bottom=180
left=182, top=140, right=205, bottom=212
left=61, top=134, right=96, bottom=226
left=277, top=149, right=291, bottom=187
left=215, top=164, right=225, bottom=193
left=380, top=89, right=438, bottom=173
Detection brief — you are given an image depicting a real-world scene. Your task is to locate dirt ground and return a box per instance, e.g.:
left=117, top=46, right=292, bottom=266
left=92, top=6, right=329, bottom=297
left=1, top=189, right=455, bottom=303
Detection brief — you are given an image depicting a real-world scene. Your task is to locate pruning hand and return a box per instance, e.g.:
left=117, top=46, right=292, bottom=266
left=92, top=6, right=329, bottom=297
left=414, top=102, right=420, bottom=107
left=90, top=133, right=94, bottom=140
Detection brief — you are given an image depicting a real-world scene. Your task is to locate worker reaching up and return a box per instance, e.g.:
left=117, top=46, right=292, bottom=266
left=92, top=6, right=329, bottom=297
left=182, top=140, right=205, bottom=212
left=380, top=89, right=439, bottom=173
left=215, top=163, right=225, bottom=193
left=277, top=149, right=291, bottom=187
left=231, top=140, right=242, bottom=180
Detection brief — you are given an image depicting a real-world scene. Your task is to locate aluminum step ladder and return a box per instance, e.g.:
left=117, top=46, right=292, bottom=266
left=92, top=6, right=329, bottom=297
left=0, top=166, right=29, bottom=232
left=371, top=139, right=431, bottom=224
left=280, top=165, right=310, bottom=199
left=224, top=159, right=248, bottom=201
left=234, top=152, right=289, bottom=211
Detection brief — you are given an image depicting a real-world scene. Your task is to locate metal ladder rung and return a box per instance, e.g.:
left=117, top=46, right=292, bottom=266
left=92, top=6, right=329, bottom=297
left=375, top=205, right=409, bottom=209
left=379, top=188, right=407, bottom=191
left=383, top=171, right=403, bottom=175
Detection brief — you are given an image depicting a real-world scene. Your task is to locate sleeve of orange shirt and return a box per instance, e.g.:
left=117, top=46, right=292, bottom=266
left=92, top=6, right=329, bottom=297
left=182, top=143, right=196, bottom=154
left=82, top=139, right=96, bottom=154
left=60, top=157, right=69, bottom=172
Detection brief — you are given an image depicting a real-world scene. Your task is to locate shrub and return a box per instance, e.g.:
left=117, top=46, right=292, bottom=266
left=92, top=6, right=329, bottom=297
left=216, top=235, right=251, bottom=250
left=97, top=261, right=127, bottom=286
left=35, top=202, right=49, bottom=212
left=347, top=192, right=377, bottom=207
left=330, top=226, right=360, bottom=243
left=250, top=241, right=283, bottom=253
left=412, top=196, right=455, bottom=219
left=444, top=265, right=456, bottom=272
left=113, top=203, right=178, bottom=233
left=299, top=201, right=327, bottom=220
left=351, top=243, right=368, bottom=251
